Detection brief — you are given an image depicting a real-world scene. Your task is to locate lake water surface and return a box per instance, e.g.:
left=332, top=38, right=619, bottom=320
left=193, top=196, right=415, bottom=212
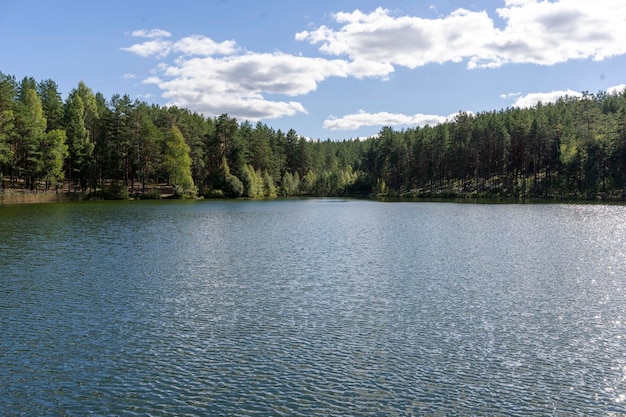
left=1, top=199, right=625, bottom=416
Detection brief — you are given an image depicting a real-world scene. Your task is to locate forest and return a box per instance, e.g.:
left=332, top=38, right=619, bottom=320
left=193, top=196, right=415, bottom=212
left=1, top=70, right=626, bottom=201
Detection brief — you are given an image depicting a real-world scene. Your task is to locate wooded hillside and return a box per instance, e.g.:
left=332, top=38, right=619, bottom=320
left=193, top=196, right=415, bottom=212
left=2, top=71, right=625, bottom=200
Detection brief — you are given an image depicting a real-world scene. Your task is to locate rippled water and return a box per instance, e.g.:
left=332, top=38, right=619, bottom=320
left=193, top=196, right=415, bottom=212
left=1, top=199, right=625, bottom=416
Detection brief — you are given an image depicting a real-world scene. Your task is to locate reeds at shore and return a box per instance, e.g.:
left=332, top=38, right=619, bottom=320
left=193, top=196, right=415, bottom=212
left=0, top=189, right=68, bottom=205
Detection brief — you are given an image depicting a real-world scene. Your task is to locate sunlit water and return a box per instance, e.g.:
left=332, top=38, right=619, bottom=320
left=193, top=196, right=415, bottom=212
left=1, top=199, right=625, bottom=416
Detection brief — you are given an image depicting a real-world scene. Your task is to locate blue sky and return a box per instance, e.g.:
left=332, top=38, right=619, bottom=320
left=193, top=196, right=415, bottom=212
left=2, top=0, right=626, bottom=140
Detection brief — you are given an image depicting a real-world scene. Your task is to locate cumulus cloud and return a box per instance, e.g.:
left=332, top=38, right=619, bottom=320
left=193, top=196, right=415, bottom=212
left=137, top=50, right=356, bottom=120
left=171, top=35, right=238, bottom=56
left=489, top=0, right=626, bottom=67
left=512, top=89, right=582, bottom=108
left=297, top=1, right=626, bottom=69
left=608, top=84, right=626, bottom=94
left=124, top=30, right=336, bottom=120
left=121, top=39, right=172, bottom=58
left=506, top=85, right=626, bottom=108
left=122, top=35, right=237, bottom=58
left=323, top=110, right=448, bottom=130
left=130, top=29, right=172, bottom=39
left=121, top=2, right=626, bottom=126
left=296, top=7, right=494, bottom=70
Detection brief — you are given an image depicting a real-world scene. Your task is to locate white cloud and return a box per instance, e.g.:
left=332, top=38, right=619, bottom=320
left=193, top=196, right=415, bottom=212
left=491, top=0, right=626, bottom=66
left=172, top=35, right=238, bottom=56
left=121, top=73, right=136, bottom=80
left=297, top=1, right=626, bottom=70
left=608, top=84, right=626, bottom=94
left=122, top=35, right=238, bottom=59
left=499, top=92, right=521, bottom=99
left=138, top=51, right=355, bottom=120
left=122, top=2, right=626, bottom=125
left=121, top=39, right=172, bottom=58
left=323, top=110, right=448, bottom=130
left=142, top=76, right=162, bottom=85
left=123, top=28, right=360, bottom=120
left=130, top=29, right=172, bottom=39
left=512, top=89, right=582, bottom=108
left=296, top=7, right=495, bottom=70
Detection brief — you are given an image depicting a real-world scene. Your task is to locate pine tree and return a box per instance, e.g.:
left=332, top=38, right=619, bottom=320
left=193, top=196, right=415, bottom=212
left=64, top=92, right=93, bottom=193
left=15, top=88, right=46, bottom=189
left=37, top=79, right=64, bottom=132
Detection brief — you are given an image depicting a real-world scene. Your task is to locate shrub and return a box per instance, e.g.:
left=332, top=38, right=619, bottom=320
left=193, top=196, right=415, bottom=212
left=140, top=189, right=162, bottom=200
left=223, top=174, right=243, bottom=198
left=101, top=183, right=129, bottom=200
left=173, top=184, right=198, bottom=199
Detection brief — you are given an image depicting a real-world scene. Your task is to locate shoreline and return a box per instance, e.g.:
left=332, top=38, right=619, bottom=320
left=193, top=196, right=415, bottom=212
left=0, top=189, right=69, bottom=205
left=2, top=188, right=625, bottom=206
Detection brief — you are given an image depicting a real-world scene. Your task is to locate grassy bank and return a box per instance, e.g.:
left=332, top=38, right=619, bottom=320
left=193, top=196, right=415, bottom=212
left=0, top=189, right=69, bottom=205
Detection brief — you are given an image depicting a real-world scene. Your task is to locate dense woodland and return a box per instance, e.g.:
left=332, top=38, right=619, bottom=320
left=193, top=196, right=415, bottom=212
left=2, top=71, right=626, bottom=201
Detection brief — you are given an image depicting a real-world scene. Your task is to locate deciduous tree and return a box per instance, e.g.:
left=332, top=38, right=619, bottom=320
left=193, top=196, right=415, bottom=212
left=164, top=125, right=196, bottom=198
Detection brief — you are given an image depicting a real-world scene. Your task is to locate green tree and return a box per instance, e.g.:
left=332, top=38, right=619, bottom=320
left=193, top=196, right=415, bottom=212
left=107, top=94, right=136, bottom=187
left=17, top=77, right=37, bottom=102
left=281, top=171, right=300, bottom=196
left=263, top=170, right=277, bottom=197
left=136, top=104, right=162, bottom=190
left=41, top=129, right=68, bottom=189
left=37, top=79, right=64, bottom=132
left=248, top=122, right=273, bottom=172
left=208, top=113, right=239, bottom=177
left=296, top=136, right=314, bottom=177
left=300, top=170, right=318, bottom=195
left=0, top=72, right=16, bottom=187
left=0, top=72, right=17, bottom=111
left=0, top=109, right=14, bottom=189
left=285, top=128, right=299, bottom=173
left=75, top=81, right=99, bottom=139
left=164, top=125, right=196, bottom=198
left=215, top=157, right=243, bottom=198
left=64, top=92, right=93, bottom=193
left=269, top=128, right=287, bottom=179
left=240, top=163, right=263, bottom=198
left=15, top=87, right=46, bottom=189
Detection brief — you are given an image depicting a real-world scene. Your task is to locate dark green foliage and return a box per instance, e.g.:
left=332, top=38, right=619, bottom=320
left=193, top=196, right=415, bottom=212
left=139, top=188, right=162, bottom=200
left=15, top=87, right=46, bottom=189
left=214, top=158, right=243, bottom=198
left=64, top=88, right=94, bottom=193
left=222, top=174, right=244, bottom=198
left=100, top=183, right=129, bottom=200
left=37, top=79, right=64, bottom=132
left=2, top=71, right=626, bottom=200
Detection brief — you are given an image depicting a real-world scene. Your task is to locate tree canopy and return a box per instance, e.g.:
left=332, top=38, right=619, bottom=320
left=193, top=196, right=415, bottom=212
left=1, top=70, right=626, bottom=200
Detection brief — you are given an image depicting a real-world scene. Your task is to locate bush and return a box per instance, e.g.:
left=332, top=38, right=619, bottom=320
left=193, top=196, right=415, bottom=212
left=172, top=184, right=198, bottom=199
left=223, top=174, right=243, bottom=198
left=101, top=183, right=129, bottom=200
left=139, top=189, right=162, bottom=200
left=203, top=189, right=225, bottom=199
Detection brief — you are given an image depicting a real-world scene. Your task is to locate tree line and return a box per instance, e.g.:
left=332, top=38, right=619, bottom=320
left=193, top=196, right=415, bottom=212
left=1, top=70, right=626, bottom=200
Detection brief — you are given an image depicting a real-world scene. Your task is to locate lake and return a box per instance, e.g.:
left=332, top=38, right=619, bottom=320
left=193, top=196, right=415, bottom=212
left=1, top=199, right=625, bottom=416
